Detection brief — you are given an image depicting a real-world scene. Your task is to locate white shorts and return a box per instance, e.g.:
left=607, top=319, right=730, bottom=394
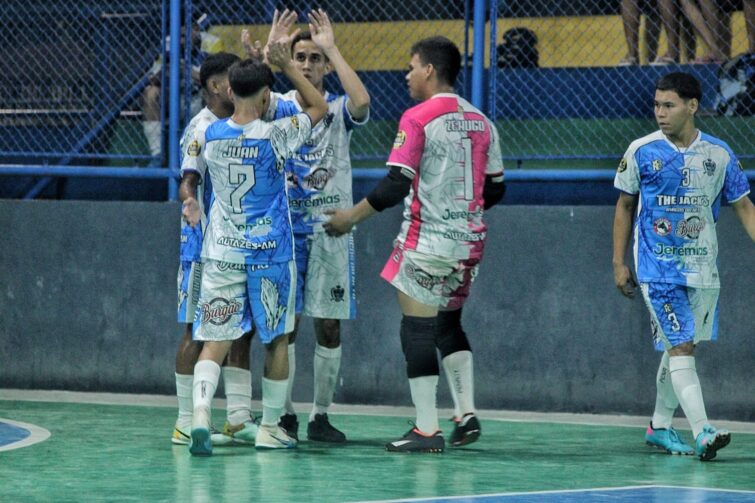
left=640, top=282, right=719, bottom=351
left=295, top=232, right=356, bottom=320
left=380, top=246, right=479, bottom=310
left=193, top=259, right=296, bottom=344
left=177, top=260, right=202, bottom=324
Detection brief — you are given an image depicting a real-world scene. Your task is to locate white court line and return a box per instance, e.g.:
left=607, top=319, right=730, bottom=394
left=1, top=388, right=754, bottom=434
left=0, top=417, right=51, bottom=452
left=357, top=484, right=755, bottom=503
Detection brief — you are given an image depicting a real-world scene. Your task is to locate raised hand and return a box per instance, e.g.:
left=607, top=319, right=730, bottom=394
left=241, top=29, right=263, bottom=61
left=267, top=40, right=293, bottom=70
left=308, top=9, right=335, bottom=52
left=268, top=8, right=300, bottom=45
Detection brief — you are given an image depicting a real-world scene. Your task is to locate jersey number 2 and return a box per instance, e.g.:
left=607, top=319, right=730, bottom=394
left=229, top=163, right=256, bottom=213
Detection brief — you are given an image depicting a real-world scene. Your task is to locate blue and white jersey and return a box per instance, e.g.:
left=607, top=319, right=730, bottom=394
left=179, top=106, right=218, bottom=262
left=266, top=90, right=368, bottom=234
left=201, top=113, right=312, bottom=265
left=615, top=130, right=750, bottom=288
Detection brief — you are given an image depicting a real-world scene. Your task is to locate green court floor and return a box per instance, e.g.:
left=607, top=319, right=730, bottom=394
left=1, top=397, right=754, bottom=502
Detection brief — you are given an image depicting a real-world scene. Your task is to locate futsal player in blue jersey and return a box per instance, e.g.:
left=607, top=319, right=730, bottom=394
left=188, top=41, right=327, bottom=456
left=248, top=8, right=371, bottom=443
left=613, top=72, right=755, bottom=461
left=173, top=52, right=263, bottom=448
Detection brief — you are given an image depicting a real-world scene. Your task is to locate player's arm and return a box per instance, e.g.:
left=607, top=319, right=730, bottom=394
left=308, top=9, right=370, bottom=120
left=179, top=171, right=201, bottom=227
left=731, top=195, right=755, bottom=241
left=323, top=165, right=412, bottom=236
left=483, top=173, right=505, bottom=209
left=612, top=191, right=639, bottom=298
left=268, top=41, right=327, bottom=125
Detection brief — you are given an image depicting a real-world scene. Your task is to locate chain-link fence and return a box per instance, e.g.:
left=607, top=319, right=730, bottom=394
left=1, top=0, right=752, bottom=185
left=0, top=0, right=165, bottom=168
left=492, top=0, right=755, bottom=167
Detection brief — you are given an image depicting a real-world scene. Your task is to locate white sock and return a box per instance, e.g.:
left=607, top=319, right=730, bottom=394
left=175, top=373, right=194, bottom=429
left=283, top=343, right=296, bottom=414
left=262, top=377, right=289, bottom=427
left=651, top=352, right=678, bottom=430
left=442, top=350, right=475, bottom=419
left=669, top=355, right=708, bottom=438
left=310, top=344, right=342, bottom=421
left=142, top=121, right=161, bottom=156
left=192, top=360, right=221, bottom=412
left=409, top=376, right=439, bottom=434
left=223, top=366, right=252, bottom=426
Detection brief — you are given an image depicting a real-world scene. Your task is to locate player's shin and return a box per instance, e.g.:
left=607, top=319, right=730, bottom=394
left=669, top=355, right=708, bottom=437
left=651, top=352, right=678, bottom=429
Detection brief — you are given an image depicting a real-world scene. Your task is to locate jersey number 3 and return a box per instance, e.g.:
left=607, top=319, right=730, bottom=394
left=229, top=163, right=256, bottom=213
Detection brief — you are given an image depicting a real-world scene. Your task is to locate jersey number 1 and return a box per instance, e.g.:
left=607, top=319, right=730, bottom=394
left=229, top=163, right=256, bottom=213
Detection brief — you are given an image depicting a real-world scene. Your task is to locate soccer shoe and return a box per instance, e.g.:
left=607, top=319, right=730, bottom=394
left=449, top=413, right=481, bottom=447
left=386, top=427, right=444, bottom=453
left=278, top=413, right=300, bottom=442
left=210, top=425, right=234, bottom=446
left=221, top=419, right=260, bottom=445
left=171, top=425, right=191, bottom=445
left=695, top=424, right=731, bottom=461
left=255, top=424, right=297, bottom=450
left=644, top=423, right=694, bottom=455
left=307, top=413, right=346, bottom=443
left=189, top=406, right=212, bottom=456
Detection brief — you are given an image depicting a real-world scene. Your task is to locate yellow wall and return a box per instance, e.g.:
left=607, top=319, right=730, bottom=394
left=210, top=12, right=748, bottom=70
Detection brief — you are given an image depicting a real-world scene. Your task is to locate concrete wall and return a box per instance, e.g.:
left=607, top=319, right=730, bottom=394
left=1, top=200, right=753, bottom=420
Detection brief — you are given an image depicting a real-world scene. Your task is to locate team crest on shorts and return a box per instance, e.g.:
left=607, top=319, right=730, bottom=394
left=703, top=158, right=716, bottom=176
left=330, top=285, right=345, bottom=302
left=201, top=298, right=242, bottom=325
left=290, top=116, right=300, bottom=129
left=653, top=217, right=672, bottom=236
left=393, top=130, right=407, bottom=150
left=617, top=158, right=627, bottom=173
left=652, top=159, right=663, bottom=172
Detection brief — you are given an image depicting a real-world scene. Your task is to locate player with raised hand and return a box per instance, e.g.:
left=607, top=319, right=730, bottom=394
left=173, top=51, right=260, bottom=449
left=613, top=72, right=754, bottom=461
left=258, top=8, right=371, bottom=444
left=188, top=40, right=327, bottom=456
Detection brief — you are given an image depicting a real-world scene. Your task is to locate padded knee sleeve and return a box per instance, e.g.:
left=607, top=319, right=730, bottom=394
left=436, top=309, right=471, bottom=358
left=400, top=315, right=439, bottom=378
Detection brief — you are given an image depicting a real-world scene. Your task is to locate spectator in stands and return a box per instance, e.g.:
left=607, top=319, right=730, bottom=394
left=680, top=0, right=729, bottom=63
left=141, top=12, right=224, bottom=165
left=496, top=27, right=539, bottom=68
left=619, top=0, right=661, bottom=65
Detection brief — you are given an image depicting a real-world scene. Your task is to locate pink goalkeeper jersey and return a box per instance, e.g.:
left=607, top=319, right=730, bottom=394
left=387, top=93, right=503, bottom=260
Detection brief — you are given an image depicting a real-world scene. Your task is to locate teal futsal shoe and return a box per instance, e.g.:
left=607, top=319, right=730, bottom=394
left=695, top=424, right=731, bottom=461
left=189, top=406, right=213, bottom=456
left=645, top=423, right=694, bottom=455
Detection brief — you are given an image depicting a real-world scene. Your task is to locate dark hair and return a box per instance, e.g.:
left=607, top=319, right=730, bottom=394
left=656, top=72, right=702, bottom=102
left=199, top=52, right=241, bottom=89
left=410, top=36, right=461, bottom=86
left=228, top=59, right=274, bottom=98
left=290, top=31, right=328, bottom=61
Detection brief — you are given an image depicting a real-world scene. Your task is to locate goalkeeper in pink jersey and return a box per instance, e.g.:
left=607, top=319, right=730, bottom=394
left=325, top=36, right=505, bottom=453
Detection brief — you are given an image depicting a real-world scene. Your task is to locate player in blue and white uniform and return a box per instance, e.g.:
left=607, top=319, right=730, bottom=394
left=613, top=72, right=754, bottom=461
left=252, top=9, right=371, bottom=442
left=188, top=42, right=327, bottom=456
left=173, top=52, right=262, bottom=448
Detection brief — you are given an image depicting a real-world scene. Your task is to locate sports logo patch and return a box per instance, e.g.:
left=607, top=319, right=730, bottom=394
left=652, top=159, right=663, bottom=172
left=675, top=216, right=705, bottom=239
left=703, top=158, right=716, bottom=176
left=330, top=284, right=345, bottom=302
left=653, top=217, right=672, bottom=236
left=201, top=297, right=242, bottom=325
left=187, top=140, right=201, bottom=157
left=617, top=158, right=627, bottom=173
left=290, top=116, right=300, bottom=129
left=393, top=130, right=407, bottom=150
